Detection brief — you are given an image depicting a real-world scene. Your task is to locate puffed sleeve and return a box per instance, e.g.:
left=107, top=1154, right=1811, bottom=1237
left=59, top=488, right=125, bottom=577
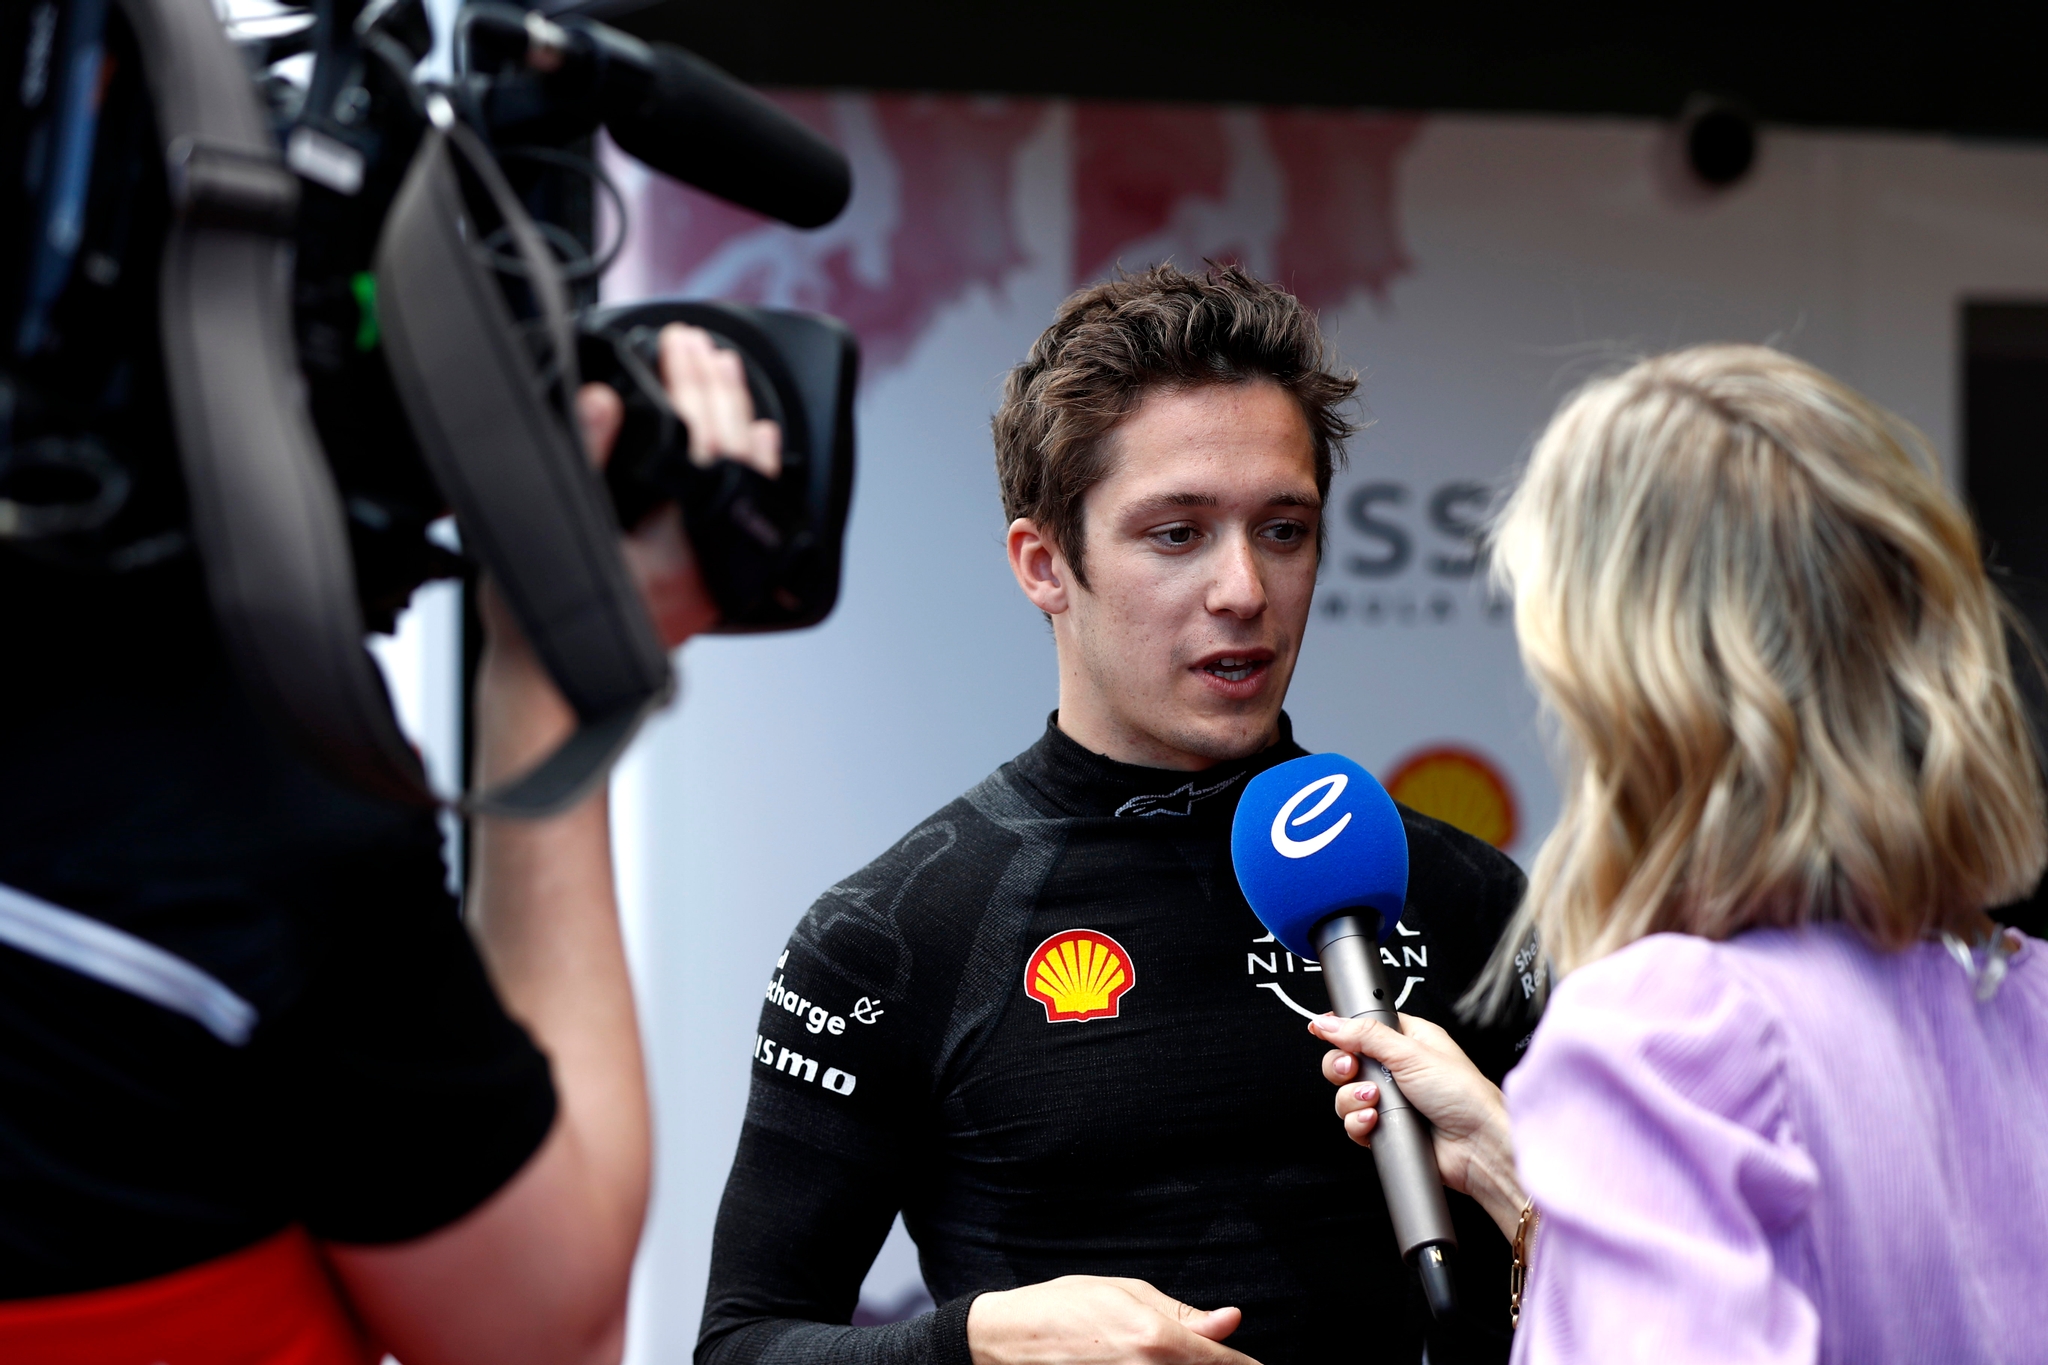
left=1503, top=934, right=1820, bottom=1365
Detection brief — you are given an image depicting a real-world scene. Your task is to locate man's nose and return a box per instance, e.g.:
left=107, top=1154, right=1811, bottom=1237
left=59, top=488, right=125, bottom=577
left=1207, top=531, right=1268, bottom=618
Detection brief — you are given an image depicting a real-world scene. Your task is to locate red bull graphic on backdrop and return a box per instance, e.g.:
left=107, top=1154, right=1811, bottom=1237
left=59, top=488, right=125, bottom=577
left=605, top=98, right=1419, bottom=379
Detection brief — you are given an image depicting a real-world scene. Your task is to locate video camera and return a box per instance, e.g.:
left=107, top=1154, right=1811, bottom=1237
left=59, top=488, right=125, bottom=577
left=1, top=0, right=857, bottom=814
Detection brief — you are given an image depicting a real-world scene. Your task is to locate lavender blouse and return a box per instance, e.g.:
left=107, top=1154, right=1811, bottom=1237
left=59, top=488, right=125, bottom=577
left=1503, top=924, right=2048, bottom=1364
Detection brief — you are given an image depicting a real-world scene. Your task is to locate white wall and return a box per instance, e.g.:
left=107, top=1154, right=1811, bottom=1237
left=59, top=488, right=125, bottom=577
left=380, top=107, right=2048, bottom=1364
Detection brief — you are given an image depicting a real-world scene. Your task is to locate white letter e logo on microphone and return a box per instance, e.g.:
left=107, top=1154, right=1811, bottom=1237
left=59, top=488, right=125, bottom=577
left=1271, top=774, right=1351, bottom=859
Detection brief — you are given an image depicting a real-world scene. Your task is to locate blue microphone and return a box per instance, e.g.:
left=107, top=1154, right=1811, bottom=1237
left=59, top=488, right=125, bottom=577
left=1233, top=754, right=1460, bottom=1318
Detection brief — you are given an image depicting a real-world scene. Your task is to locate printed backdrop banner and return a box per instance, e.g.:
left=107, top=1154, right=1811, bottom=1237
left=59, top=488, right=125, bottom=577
left=608, top=100, right=1419, bottom=372
left=568, top=98, right=2048, bottom=1361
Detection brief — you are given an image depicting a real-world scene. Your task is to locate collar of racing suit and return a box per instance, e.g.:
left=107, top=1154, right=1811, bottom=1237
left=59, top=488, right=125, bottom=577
left=1007, top=710, right=1309, bottom=822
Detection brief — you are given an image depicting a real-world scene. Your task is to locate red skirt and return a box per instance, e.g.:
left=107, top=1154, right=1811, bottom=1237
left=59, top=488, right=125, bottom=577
left=0, top=1226, right=379, bottom=1365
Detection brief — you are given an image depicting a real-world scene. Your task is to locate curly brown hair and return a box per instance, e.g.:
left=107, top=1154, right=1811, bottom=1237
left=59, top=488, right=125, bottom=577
left=993, top=263, right=1359, bottom=587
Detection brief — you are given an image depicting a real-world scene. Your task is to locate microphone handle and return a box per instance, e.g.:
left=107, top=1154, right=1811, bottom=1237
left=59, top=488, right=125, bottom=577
left=1312, top=913, right=1460, bottom=1316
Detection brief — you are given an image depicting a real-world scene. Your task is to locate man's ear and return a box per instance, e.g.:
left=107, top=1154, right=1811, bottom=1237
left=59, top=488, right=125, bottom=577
left=1007, top=518, right=1072, bottom=616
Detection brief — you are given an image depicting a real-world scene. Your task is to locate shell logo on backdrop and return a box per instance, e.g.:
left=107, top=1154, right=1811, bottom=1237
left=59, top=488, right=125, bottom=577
left=1025, top=930, right=1135, bottom=1022
left=1384, top=746, right=1518, bottom=851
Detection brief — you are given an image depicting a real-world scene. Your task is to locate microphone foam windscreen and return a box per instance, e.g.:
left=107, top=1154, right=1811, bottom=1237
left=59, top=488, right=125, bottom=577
left=1231, top=754, right=1410, bottom=961
left=609, top=45, right=852, bottom=229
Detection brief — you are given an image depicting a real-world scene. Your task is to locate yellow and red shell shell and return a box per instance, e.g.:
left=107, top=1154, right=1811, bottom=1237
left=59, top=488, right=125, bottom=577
left=1384, top=745, right=1518, bottom=851
left=1024, top=929, right=1134, bottom=1022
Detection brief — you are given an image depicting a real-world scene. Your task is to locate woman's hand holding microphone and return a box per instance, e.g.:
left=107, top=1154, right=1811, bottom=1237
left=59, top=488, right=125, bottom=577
left=1308, top=1013, right=1528, bottom=1242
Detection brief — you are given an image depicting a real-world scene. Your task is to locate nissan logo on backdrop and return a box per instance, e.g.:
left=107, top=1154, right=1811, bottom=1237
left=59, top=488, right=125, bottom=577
left=1320, top=478, right=1506, bottom=628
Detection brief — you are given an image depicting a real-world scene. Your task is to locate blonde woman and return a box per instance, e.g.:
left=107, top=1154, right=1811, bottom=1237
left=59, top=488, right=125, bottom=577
left=1311, top=344, right=2048, bottom=1363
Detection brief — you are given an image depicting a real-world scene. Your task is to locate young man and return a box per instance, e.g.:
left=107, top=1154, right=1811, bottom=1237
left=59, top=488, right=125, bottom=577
left=698, top=266, right=1530, bottom=1365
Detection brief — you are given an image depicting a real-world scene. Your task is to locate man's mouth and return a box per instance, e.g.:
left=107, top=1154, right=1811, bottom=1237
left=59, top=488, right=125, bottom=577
left=1197, top=651, right=1275, bottom=685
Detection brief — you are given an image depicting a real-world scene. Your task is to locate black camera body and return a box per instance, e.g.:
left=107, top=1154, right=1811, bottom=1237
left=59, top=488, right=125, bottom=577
left=2, top=0, right=856, bottom=811
left=583, top=301, right=857, bottom=633
left=283, top=0, right=857, bottom=634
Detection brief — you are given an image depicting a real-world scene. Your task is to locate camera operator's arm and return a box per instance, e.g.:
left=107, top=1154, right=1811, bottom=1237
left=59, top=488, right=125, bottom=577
left=324, top=326, right=776, bottom=1365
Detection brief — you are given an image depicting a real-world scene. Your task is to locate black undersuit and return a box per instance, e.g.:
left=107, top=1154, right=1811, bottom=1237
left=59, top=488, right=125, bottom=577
left=699, top=715, right=1535, bottom=1365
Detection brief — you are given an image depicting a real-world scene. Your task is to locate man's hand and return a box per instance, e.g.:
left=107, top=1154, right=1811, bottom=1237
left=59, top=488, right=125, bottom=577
left=967, top=1275, right=1258, bottom=1365
left=1310, top=1013, right=1525, bottom=1239
left=573, top=322, right=783, bottom=648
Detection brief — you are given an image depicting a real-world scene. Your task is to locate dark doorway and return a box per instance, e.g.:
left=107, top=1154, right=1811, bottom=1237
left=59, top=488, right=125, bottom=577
left=1965, top=301, right=2048, bottom=936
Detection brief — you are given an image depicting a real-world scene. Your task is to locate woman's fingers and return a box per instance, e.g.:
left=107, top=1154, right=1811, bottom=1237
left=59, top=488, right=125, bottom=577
left=1309, top=1013, right=1366, bottom=1052
left=1334, top=1079, right=1379, bottom=1117
left=1396, top=1011, right=1456, bottom=1049
left=1327, top=1031, right=1392, bottom=1162
left=1308, top=1013, right=1419, bottom=1070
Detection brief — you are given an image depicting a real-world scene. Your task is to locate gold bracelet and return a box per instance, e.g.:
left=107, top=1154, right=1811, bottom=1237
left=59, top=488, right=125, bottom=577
left=1509, top=1197, right=1539, bottom=1329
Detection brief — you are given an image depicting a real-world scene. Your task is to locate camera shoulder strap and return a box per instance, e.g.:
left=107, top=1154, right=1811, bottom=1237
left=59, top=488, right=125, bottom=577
left=375, top=103, right=674, bottom=817
left=118, top=0, right=666, bottom=818
left=116, top=0, right=435, bottom=808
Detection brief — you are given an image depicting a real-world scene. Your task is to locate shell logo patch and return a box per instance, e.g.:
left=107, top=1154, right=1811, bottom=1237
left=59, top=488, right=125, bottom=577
left=1384, top=745, right=1518, bottom=851
left=1024, top=929, right=1134, bottom=1022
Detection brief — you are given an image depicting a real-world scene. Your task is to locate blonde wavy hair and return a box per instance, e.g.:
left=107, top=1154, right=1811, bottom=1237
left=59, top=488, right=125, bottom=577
left=1475, top=344, right=2046, bottom=1013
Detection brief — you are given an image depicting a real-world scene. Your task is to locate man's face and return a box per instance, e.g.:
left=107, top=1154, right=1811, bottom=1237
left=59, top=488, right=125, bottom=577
left=1014, top=380, right=1322, bottom=770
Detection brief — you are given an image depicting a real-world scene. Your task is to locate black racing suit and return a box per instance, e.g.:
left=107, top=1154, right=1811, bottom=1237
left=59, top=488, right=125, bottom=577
left=698, top=715, right=1534, bottom=1365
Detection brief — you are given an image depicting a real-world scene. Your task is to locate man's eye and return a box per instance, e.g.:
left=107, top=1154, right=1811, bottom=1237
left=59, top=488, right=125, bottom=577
left=1265, top=521, right=1305, bottom=543
left=1160, top=526, right=1197, bottom=546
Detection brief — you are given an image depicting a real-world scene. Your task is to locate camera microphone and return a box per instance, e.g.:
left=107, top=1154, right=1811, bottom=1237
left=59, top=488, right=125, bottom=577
left=599, top=39, right=850, bottom=229
left=1231, top=754, right=1460, bottom=1319
left=465, top=4, right=852, bottom=229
